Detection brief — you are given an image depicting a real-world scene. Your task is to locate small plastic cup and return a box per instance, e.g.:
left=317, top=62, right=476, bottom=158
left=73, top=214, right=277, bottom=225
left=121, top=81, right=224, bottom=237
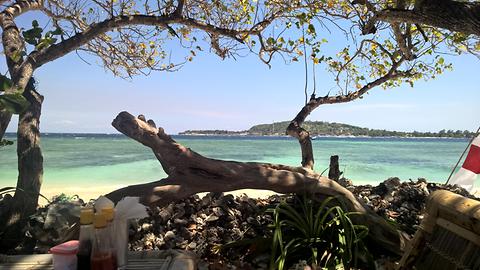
left=49, top=240, right=79, bottom=270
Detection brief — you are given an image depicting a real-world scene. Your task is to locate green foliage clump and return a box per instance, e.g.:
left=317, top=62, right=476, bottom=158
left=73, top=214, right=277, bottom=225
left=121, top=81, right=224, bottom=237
left=22, top=20, right=62, bottom=52
left=218, top=195, right=372, bottom=269
left=269, top=196, right=370, bottom=270
left=0, top=75, right=29, bottom=114
left=0, top=139, right=14, bottom=147
left=51, top=193, right=81, bottom=204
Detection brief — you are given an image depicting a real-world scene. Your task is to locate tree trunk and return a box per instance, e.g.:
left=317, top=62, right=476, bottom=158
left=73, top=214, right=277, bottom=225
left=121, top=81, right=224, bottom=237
left=105, top=112, right=407, bottom=257
left=369, top=1, right=480, bottom=37
left=0, top=84, right=43, bottom=252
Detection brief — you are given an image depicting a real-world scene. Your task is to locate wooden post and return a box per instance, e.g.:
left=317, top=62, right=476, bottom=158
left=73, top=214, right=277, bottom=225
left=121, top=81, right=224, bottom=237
left=329, top=155, right=340, bottom=182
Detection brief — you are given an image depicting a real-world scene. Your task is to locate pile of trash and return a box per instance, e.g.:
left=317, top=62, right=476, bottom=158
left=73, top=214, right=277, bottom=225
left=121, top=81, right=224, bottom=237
left=0, top=194, right=83, bottom=254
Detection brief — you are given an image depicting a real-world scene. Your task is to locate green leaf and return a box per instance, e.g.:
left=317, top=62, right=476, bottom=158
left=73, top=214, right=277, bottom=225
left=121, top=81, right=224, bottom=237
left=308, top=24, right=316, bottom=35
left=51, top=27, right=63, bottom=36
left=11, top=50, right=26, bottom=63
left=0, top=75, right=13, bottom=92
left=35, top=37, right=57, bottom=51
left=0, top=93, right=30, bottom=114
left=22, top=27, right=43, bottom=45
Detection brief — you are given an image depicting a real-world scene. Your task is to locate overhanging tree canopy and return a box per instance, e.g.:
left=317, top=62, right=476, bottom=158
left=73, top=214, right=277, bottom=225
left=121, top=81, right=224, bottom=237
left=0, top=0, right=479, bottom=253
left=0, top=0, right=320, bottom=250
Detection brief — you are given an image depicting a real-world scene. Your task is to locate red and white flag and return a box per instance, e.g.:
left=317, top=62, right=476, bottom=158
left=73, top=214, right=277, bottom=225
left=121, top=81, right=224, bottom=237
left=449, top=135, right=480, bottom=191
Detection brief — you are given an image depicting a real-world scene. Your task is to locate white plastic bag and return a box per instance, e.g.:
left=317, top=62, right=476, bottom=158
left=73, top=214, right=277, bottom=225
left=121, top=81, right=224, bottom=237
left=95, top=196, right=148, bottom=268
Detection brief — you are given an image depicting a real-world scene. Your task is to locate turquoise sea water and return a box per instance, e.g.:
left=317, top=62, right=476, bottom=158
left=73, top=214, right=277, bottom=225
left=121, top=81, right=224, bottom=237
left=0, top=134, right=472, bottom=194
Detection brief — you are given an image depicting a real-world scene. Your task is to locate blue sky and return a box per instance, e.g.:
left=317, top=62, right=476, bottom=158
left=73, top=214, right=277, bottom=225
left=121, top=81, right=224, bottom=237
left=3, top=14, right=480, bottom=134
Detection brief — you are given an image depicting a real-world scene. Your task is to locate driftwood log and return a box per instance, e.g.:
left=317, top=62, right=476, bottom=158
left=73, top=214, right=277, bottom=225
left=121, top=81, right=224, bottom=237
left=106, top=111, right=407, bottom=256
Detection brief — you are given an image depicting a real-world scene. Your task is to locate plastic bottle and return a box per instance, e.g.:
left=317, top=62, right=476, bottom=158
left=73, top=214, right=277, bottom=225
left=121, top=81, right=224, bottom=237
left=101, top=207, right=117, bottom=268
left=91, top=213, right=115, bottom=270
left=77, top=207, right=94, bottom=270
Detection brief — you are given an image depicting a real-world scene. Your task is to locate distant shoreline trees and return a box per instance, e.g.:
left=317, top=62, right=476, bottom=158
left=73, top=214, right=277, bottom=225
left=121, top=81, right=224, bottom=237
left=180, top=121, right=476, bottom=138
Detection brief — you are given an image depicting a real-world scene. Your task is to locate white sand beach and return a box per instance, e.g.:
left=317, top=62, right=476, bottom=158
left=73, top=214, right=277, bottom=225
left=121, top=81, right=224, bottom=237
left=38, top=183, right=480, bottom=205
left=38, top=185, right=278, bottom=205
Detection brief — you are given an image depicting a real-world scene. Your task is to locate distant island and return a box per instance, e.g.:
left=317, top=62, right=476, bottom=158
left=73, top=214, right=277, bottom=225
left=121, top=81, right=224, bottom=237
left=179, top=121, right=476, bottom=138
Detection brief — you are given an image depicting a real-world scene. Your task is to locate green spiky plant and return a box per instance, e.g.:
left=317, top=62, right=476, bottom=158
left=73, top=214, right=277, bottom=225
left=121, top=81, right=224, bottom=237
left=269, top=196, right=370, bottom=270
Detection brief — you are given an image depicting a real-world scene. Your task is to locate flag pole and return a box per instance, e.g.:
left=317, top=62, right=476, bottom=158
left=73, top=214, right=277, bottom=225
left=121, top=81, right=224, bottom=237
left=446, top=126, right=480, bottom=184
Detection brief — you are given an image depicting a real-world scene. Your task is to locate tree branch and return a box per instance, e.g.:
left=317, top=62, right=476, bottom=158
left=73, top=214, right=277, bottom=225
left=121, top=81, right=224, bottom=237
left=0, top=0, right=43, bottom=20
left=0, top=0, right=43, bottom=84
left=351, top=0, right=376, bottom=12
left=373, top=5, right=480, bottom=37
left=0, top=0, right=40, bottom=141
left=30, top=14, right=253, bottom=69
left=172, top=0, right=184, bottom=17
left=392, top=23, right=415, bottom=60
left=287, top=58, right=413, bottom=170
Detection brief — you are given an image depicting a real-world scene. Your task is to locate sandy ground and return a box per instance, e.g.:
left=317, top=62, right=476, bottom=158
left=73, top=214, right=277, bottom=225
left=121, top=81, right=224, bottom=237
left=38, top=185, right=278, bottom=205
left=37, top=183, right=480, bottom=205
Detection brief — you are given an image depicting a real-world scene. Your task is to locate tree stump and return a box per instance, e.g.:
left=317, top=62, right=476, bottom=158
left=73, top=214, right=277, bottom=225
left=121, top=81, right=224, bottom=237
left=329, top=155, right=341, bottom=182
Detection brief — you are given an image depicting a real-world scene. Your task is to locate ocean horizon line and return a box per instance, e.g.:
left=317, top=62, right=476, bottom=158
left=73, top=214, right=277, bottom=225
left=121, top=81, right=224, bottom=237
left=2, top=132, right=471, bottom=141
